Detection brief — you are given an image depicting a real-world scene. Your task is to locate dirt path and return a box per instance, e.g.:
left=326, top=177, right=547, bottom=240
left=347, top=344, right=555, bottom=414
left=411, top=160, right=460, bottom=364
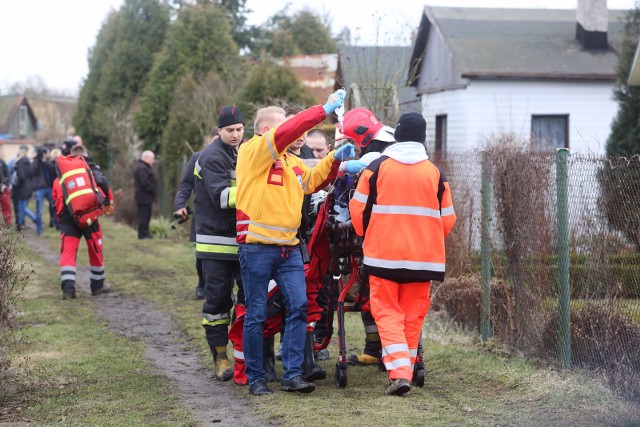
left=24, top=229, right=276, bottom=427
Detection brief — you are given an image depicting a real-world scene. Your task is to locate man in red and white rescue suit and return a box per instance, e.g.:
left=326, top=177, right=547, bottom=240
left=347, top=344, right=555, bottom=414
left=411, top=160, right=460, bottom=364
left=349, top=112, right=456, bottom=396
left=228, top=279, right=285, bottom=385
left=52, top=144, right=114, bottom=300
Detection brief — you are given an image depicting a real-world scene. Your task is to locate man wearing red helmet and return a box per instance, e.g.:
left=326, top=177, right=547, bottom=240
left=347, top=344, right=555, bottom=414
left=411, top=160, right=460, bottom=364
left=337, top=108, right=397, bottom=367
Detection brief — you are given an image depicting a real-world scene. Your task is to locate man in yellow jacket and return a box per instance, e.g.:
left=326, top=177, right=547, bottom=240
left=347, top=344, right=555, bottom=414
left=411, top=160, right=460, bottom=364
left=349, top=112, right=456, bottom=396
left=235, top=90, right=353, bottom=395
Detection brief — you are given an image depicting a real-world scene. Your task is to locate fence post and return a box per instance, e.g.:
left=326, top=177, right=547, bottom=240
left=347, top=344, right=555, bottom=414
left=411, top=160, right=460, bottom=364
left=480, top=153, right=492, bottom=341
left=555, top=148, right=571, bottom=367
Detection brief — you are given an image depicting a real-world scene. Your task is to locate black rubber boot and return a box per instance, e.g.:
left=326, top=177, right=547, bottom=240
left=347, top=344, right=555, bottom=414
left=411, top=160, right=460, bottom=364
left=302, top=331, right=326, bottom=382
left=263, top=336, right=279, bottom=382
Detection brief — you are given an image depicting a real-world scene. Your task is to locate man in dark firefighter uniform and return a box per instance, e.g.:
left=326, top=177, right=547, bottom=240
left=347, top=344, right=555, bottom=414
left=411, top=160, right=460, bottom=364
left=52, top=144, right=113, bottom=300
left=174, top=129, right=218, bottom=300
left=194, top=106, right=245, bottom=382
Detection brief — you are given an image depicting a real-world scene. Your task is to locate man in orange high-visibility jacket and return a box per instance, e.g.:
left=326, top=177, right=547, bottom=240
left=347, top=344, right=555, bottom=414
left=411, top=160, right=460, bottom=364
left=349, top=112, right=456, bottom=396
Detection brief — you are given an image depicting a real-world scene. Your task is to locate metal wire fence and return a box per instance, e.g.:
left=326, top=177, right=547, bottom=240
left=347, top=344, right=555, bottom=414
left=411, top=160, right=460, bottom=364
left=432, top=142, right=640, bottom=401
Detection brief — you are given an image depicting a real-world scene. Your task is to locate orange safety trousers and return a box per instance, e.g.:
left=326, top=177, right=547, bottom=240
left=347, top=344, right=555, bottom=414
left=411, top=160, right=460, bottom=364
left=369, top=275, right=431, bottom=381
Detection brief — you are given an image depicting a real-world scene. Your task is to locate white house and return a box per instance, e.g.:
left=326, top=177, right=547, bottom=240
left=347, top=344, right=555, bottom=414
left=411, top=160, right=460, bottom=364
left=408, top=0, right=627, bottom=154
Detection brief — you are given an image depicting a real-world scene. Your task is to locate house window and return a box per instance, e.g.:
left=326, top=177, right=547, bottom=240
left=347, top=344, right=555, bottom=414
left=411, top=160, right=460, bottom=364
left=531, top=115, right=568, bottom=150
left=435, top=114, right=447, bottom=158
left=18, top=105, right=28, bottom=137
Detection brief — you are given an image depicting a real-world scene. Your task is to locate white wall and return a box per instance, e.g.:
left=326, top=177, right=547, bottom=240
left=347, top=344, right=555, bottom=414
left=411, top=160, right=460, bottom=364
left=422, top=79, right=618, bottom=154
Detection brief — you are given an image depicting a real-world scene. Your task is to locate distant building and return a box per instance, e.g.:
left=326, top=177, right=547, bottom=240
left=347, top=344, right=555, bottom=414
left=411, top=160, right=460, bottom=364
left=409, top=0, right=627, bottom=155
left=0, top=95, right=39, bottom=161
left=29, top=95, right=76, bottom=145
left=278, top=54, right=338, bottom=105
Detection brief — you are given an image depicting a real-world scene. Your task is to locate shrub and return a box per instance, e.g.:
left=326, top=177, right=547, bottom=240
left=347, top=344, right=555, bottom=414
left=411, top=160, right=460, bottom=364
left=112, top=188, right=138, bottom=228
left=0, top=222, right=31, bottom=397
left=431, top=275, right=526, bottom=345
left=431, top=276, right=480, bottom=329
left=542, top=303, right=640, bottom=401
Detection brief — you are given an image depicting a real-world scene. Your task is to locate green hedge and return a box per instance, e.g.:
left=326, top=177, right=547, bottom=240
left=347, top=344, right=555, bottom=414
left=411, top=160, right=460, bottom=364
left=467, top=253, right=640, bottom=298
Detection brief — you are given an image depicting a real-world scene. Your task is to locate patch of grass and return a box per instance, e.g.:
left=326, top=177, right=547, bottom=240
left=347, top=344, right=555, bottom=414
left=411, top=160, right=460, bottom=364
left=6, top=236, right=195, bottom=426
left=36, top=218, right=640, bottom=426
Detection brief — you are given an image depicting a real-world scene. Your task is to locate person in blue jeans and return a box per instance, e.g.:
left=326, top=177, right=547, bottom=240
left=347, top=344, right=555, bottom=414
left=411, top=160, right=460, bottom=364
left=235, top=90, right=353, bottom=396
left=31, top=147, right=57, bottom=235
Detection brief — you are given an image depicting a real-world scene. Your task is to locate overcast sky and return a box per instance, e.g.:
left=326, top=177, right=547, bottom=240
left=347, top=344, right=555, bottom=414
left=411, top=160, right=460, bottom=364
left=0, top=0, right=636, bottom=94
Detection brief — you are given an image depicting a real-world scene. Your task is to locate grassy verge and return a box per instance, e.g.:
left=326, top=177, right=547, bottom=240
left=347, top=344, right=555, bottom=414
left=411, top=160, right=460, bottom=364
left=4, top=230, right=195, bottom=426
left=24, top=217, right=640, bottom=426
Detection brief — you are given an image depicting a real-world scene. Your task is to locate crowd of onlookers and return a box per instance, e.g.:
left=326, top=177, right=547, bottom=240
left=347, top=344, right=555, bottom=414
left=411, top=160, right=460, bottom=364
left=0, top=136, right=82, bottom=232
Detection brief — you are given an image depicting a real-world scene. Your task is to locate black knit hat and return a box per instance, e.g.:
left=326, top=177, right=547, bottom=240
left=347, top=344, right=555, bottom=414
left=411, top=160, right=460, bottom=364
left=218, top=105, right=244, bottom=128
left=394, top=112, right=426, bottom=143
left=61, top=138, right=78, bottom=156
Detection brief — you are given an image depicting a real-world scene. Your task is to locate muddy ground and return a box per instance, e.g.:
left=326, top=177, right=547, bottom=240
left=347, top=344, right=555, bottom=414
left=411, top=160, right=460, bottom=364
left=23, top=229, right=276, bottom=427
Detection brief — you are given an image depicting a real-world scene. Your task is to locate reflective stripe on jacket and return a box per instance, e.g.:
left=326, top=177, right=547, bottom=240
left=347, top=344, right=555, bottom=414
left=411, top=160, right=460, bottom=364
left=235, top=105, right=340, bottom=246
left=349, top=141, right=456, bottom=283
left=194, top=138, right=239, bottom=260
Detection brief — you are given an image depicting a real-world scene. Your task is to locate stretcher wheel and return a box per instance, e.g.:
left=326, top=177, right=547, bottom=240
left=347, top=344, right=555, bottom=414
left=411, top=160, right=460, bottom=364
left=412, top=364, right=425, bottom=388
left=335, top=363, right=348, bottom=388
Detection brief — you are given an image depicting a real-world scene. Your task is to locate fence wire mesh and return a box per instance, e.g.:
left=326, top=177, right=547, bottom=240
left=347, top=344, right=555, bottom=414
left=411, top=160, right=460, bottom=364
left=432, top=146, right=640, bottom=401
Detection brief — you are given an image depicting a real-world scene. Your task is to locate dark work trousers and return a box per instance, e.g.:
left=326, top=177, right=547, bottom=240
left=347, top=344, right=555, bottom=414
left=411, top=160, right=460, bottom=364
left=137, top=203, right=152, bottom=239
left=196, top=258, right=204, bottom=290
left=314, top=274, right=337, bottom=343
left=201, top=258, right=244, bottom=351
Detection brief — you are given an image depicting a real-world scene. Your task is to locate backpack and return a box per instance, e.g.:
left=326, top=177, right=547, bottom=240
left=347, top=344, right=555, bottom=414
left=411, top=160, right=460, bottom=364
left=56, top=155, right=105, bottom=228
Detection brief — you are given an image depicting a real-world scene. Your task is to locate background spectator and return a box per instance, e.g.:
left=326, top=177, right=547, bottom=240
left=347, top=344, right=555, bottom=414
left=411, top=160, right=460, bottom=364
left=133, top=150, right=157, bottom=239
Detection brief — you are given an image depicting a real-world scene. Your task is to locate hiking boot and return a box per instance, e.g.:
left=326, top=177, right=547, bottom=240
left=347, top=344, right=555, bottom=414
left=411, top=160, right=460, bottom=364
left=195, top=286, right=205, bottom=300
left=91, top=282, right=112, bottom=296
left=280, top=375, right=315, bottom=393
left=62, top=290, right=77, bottom=300
left=214, top=346, right=233, bottom=382
left=249, top=379, right=273, bottom=396
left=62, top=283, right=76, bottom=300
left=263, top=337, right=279, bottom=382
left=215, top=358, right=233, bottom=382
left=385, top=378, right=411, bottom=396
left=348, top=353, right=379, bottom=366
left=302, top=331, right=326, bottom=382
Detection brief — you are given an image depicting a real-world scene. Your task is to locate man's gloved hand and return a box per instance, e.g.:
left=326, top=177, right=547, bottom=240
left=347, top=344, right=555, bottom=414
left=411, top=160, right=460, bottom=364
left=323, top=89, right=346, bottom=116
left=339, top=160, right=366, bottom=174
left=334, top=142, right=355, bottom=161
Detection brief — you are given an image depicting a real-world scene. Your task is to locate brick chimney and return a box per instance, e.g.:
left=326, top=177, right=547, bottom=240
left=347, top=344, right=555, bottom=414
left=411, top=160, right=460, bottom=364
left=576, top=0, right=608, bottom=49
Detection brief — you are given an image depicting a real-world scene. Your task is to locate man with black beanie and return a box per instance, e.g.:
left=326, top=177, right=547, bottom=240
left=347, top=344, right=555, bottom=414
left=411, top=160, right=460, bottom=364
left=193, top=105, right=245, bottom=382
left=349, top=111, right=456, bottom=396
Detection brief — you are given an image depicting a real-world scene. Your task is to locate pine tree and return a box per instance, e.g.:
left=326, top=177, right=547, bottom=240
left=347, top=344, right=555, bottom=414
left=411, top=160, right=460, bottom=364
left=74, top=0, right=170, bottom=167
left=606, top=8, right=640, bottom=156
left=134, top=1, right=240, bottom=155
left=600, top=7, right=640, bottom=249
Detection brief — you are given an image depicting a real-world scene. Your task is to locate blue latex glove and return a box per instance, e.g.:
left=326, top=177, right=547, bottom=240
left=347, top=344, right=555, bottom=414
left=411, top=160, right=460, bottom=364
left=323, top=89, right=346, bottom=116
left=341, top=160, right=366, bottom=174
left=334, top=142, right=355, bottom=161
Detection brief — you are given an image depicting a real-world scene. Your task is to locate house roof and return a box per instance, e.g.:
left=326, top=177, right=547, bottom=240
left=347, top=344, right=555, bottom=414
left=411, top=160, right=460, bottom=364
left=0, top=95, right=38, bottom=134
left=410, top=6, right=627, bottom=83
left=335, top=45, right=418, bottom=111
left=278, top=54, right=338, bottom=105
